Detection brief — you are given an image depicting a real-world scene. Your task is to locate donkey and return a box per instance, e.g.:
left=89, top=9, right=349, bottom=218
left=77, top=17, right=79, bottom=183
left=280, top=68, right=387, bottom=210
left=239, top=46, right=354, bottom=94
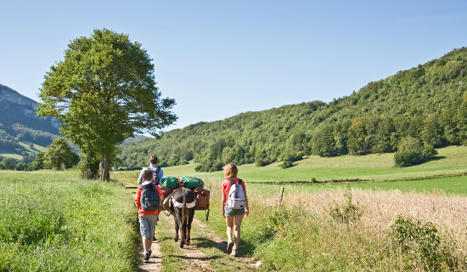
left=169, top=187, right=196, bottom=248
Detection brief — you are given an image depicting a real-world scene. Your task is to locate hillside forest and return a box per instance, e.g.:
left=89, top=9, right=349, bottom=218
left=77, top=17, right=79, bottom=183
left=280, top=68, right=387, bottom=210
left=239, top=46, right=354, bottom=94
left=117, top=48, right=466, bottom=171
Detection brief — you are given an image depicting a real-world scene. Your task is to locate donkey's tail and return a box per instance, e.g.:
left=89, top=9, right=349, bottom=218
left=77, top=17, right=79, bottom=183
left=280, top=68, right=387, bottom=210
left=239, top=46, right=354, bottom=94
left=182, top=190, right=186, bottom=221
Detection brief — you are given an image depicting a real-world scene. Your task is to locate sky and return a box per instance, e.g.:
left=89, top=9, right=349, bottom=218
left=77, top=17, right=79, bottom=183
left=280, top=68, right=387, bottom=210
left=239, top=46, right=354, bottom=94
left=1, top=0, right=466, bottom=131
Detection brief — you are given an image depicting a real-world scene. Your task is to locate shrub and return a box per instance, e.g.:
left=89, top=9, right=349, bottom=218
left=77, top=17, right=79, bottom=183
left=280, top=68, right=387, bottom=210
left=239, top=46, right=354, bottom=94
left=279, top=160, right=294, bottom=169
left=390, top=216, right=458, bottom=270
left=79, top=152, right=100, bottom=179
left=255, top=158, right=274, bottom=167
left=250, top=207, right=293, bottom=244
left=330, top=189, right=362, bottom=225
left=394, top=137, right=437, bottom=167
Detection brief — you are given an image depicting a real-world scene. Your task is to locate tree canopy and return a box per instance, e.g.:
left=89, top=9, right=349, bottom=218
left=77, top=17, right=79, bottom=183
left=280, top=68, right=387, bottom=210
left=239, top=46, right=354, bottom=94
left=38, top=29, right=176, bottom=180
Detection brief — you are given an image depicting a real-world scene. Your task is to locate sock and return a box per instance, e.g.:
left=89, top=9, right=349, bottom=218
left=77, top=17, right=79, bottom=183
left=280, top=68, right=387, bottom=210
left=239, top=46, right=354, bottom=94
left=226, top=229, right=232, bottom=243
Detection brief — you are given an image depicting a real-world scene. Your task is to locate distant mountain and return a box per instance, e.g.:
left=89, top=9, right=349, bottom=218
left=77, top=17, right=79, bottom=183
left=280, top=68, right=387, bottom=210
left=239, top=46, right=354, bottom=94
left=0, top=84, right=60, bottom=161
left=118, top=48, right=466, bottom=171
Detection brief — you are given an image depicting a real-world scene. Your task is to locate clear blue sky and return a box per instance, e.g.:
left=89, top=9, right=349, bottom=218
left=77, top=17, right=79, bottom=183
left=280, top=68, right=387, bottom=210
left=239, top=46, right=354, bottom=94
left=1, top=0, right=466, bottom=130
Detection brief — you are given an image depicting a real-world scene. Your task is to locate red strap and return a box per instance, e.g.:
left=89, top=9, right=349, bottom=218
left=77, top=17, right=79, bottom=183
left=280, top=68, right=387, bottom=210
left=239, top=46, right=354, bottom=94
left=177, top=177, right=182, bottom=188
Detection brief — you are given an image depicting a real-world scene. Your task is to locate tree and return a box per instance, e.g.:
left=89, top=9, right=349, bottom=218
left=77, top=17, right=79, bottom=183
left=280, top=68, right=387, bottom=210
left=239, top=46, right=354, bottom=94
left=29, top=152, right=46, bottom=170
left=38, top=29, right=176, bottom=180
left=43, top=138, right=80, bottom=170
left=0, top=158, right=16, bottom=170
left=394, top=137, right=437, bottom=167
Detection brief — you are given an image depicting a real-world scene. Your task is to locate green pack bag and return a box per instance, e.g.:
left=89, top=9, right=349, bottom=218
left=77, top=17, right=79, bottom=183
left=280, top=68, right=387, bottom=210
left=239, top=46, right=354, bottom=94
left=160, top=176, right=180, bottom=189
left=180, top=176, right=204, bottom=189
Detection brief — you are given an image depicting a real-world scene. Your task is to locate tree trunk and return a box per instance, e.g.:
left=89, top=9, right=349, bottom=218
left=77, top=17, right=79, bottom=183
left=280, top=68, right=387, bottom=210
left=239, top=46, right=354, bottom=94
left=99, top=153, right=111, bottom=181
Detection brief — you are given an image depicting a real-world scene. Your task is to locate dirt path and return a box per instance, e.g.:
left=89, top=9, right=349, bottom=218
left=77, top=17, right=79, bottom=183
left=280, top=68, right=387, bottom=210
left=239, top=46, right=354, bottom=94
left=164, top=214, right=216, bottom=272
left=137, top=238, right=163, bottom=272
left=190, top=217, right=260, bottom=268
left=127, top=185, right=260, bottom=271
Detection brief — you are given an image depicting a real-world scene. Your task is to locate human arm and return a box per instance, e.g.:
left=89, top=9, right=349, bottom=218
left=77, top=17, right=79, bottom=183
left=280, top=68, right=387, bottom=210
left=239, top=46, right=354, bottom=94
left=137, top=168, right=144, bottom=185
left=134, top=188, right=142, bottom=210
left=221, top=181, right=226, bottom=218
left=158, top=168, right=164, bottom=181
left=241, top=180, right=249, bottom=217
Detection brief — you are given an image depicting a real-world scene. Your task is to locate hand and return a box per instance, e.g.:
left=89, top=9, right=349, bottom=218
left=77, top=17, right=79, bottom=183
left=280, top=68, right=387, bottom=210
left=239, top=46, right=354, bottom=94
left=245, top=208, right=249, bottom=217
left=222, top=211, right=226, bottom=218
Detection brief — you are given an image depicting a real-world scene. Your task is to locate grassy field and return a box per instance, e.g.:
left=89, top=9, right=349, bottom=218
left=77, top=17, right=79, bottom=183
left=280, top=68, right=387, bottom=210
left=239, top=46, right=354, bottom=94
left=0, top=171, right=138, bottom=272
left=117, top=146, right=466, bottom=196
left=0, top=145, right=465, bottom=271
left=157, top=146, right=467, bottom=182
left=112, top=146, right=466, bottom=271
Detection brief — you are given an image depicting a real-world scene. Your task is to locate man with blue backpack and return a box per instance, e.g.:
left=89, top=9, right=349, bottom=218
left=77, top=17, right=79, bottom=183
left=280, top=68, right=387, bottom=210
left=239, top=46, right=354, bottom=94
left=138, top=155, right=164, bottom=186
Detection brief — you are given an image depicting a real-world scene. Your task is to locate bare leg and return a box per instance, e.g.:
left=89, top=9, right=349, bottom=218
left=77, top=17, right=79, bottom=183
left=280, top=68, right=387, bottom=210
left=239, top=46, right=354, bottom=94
left=233, top=215, right=244, bottom=251
left=143, top=237, right=152, bottom=252
left=225, top=215, right=234, bottom=243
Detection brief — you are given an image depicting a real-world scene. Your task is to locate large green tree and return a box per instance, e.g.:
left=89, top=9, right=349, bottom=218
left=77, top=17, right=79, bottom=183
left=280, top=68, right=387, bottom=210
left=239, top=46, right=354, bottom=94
left=38, top=29, right=176, bottom=180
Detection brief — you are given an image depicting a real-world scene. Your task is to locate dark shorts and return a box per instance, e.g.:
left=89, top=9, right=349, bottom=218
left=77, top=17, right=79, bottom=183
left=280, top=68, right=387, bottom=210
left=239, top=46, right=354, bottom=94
left=224, top=206, right=245, bottom=216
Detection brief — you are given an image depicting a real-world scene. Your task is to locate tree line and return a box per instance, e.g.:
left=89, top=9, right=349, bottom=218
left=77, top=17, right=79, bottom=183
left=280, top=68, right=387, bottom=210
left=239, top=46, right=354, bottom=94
left=0, top=138, right=79, bottom=171
left=117, top=48, right=466, bottom=171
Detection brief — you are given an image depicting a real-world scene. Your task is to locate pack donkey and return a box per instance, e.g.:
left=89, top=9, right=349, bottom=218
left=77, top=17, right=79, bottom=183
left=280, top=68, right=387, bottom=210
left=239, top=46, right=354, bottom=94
left=168, top=187, right=196, bottom=248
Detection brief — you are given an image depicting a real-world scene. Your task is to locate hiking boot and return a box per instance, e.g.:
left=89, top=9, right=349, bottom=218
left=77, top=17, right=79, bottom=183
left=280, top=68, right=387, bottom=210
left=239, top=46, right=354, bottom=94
left=226, top=241, right=234, bottom=254
left=230, top=247, right=238, bottom=257
left=144, top=250, right=151, bottom=262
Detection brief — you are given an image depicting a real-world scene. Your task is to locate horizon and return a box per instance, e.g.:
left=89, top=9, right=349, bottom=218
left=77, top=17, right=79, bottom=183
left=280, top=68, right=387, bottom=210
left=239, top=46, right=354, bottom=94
left=1, top=1, right=466, bottom=131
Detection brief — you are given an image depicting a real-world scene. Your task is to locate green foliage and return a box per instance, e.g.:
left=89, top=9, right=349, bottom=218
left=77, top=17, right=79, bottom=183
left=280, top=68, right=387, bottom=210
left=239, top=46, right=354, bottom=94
left=394, top=137, right=437, bottom=167
left=279, top=160, right=294, bottom=168
left=29, top=152, right=45, bottom=170
left=43, top=138, right=79, bottom=170
left=118, top=48, right=466, bottom=171
left=0, top=158, right=16, bottom=170
left=79, top=151, right=100, bottom=179
left=329, top=189, right=362, bottom=225
left=390, top=216, right=458, bottom=270
left=250, top=207, right=293, bottom=244
left=37, top=29, right=176, bottom=180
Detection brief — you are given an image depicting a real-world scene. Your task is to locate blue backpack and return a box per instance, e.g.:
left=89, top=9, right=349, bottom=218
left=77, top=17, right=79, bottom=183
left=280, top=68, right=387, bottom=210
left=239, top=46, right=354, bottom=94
left=140, top=182, right=160, bottom=211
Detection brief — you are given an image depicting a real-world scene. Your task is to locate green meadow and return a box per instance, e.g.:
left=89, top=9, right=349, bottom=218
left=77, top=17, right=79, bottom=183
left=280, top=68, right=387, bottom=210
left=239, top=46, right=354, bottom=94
left=1, top=145, right=465, bottom=271
left=155, top=145, right=467, bottom=196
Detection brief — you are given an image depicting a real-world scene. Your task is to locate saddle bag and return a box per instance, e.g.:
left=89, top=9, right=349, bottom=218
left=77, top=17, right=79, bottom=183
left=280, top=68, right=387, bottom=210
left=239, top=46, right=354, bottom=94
left=194, top=187, right=210, bottom=210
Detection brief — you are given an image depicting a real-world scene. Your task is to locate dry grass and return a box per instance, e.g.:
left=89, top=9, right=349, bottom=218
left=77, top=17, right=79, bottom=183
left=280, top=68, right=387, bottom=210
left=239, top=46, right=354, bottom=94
left=271, top=189, right=467, bottom=261
left=278, top=189, right=465, bottom=238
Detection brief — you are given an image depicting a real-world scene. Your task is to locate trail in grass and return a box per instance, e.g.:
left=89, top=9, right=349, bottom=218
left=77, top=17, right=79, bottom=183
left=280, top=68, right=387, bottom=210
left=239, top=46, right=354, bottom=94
left=155, top=212, right=260, bottom=272
left=138, top=238, right=162, bottom=272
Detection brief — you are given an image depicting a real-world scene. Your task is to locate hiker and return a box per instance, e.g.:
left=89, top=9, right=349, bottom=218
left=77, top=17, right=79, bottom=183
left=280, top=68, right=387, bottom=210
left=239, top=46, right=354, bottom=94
left=135, top=168, right=163, bottom=262
left=221, top=163, right=249, bottom=257
left=138, top=155, right=164, bottom=186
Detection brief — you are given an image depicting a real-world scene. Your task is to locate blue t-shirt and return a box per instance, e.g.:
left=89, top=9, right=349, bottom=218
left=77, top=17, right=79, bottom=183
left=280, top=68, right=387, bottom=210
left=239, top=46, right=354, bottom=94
left=138, top=164, right=164, bottom=184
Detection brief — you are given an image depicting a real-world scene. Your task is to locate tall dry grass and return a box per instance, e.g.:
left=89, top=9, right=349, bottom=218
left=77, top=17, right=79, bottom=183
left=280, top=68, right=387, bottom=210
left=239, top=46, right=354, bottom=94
left=277, top=189, right=466, bottom=241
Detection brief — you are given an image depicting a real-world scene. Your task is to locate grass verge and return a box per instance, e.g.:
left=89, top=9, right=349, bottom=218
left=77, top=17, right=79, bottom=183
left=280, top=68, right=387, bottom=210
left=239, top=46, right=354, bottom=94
left=0, top=171, right=138, bottom=271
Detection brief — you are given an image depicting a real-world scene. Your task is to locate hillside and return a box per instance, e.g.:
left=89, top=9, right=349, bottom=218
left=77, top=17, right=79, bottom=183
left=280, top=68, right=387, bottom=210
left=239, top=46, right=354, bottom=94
left=118, top=48, right=466, bottom=171
left=0, top=84, right=59, bottom=161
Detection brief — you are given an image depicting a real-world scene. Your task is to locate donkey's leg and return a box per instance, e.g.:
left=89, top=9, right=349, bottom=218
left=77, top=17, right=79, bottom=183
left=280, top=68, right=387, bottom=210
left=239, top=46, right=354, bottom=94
left=186, top=209, right=195, bottom=245
left=180, top=218, right=186, bottom=248
left=173, top=210, right=180, bottom=242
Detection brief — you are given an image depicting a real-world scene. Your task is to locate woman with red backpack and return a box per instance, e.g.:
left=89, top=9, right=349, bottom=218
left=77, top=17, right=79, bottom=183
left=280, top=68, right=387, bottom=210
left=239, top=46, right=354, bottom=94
left=221, top=163, right=249, bottom=257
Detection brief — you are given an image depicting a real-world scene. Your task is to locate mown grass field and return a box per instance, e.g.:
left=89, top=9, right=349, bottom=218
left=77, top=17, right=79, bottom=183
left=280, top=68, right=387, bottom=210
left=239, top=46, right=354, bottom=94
left=0, top=171, right=138, bottom=272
